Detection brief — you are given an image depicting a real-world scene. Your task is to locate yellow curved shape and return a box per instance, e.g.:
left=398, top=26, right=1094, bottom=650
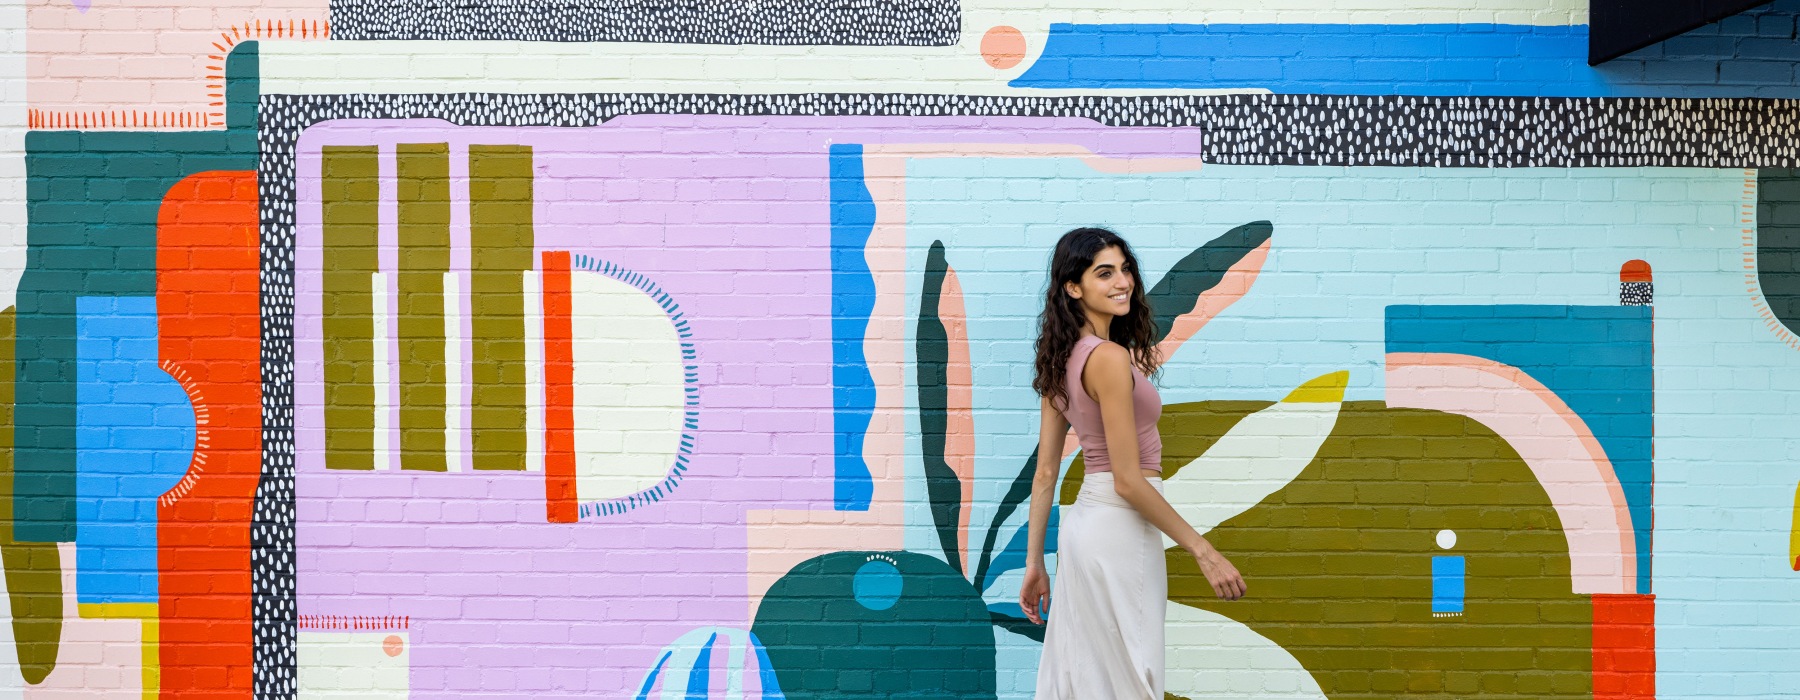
left=1280, top=370, right=1349, bottom=403
left=1791, top=481, right=1800, bottom=571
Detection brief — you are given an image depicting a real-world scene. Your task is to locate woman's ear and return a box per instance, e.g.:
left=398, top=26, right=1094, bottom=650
left=1063, top=280, right=1081, bottom=299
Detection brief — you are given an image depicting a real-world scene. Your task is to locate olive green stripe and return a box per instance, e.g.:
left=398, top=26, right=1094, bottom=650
left=397, top=143, right=450, bottom=471
left=0, top=306, right=65, bottom=683
left=468, top=145, right=534, bottom=471
left=321, top=146, right=380, bottom=470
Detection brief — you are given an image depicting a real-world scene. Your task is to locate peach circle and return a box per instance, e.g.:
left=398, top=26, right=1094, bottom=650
left=383, top=635, right=405, bottom=657
left=981, top=26, right=1027, bottom=70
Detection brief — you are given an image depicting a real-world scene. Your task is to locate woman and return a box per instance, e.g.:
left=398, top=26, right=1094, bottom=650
left=1019, top=227, right=1247, bottom=699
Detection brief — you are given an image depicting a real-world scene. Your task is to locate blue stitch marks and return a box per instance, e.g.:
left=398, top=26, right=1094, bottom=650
left=567, top=254, right=700, bottom=519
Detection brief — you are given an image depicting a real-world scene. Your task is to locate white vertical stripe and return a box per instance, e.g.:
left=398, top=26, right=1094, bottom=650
left=444, top=270, right=464, bottom=472
left=523, top=269, right=544, bottom=472
left=372, top=271, right=392, bottom=471
left=0, top=0, right=25, bottom=319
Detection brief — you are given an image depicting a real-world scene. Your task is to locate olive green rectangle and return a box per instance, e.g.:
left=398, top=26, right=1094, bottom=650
left=468, top=145, right=534, bottom=471
left=397, top=143, right=450, bottom=471
left=321, top=146, right=380, bottom=470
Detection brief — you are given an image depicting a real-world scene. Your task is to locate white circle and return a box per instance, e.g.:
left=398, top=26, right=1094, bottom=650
left=1435, top=529, right=1457, bottom=550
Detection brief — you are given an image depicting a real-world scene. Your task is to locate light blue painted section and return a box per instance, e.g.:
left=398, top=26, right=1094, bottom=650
left=888, top=156, right=1791, bottom=699
left=74, top=295, right=193, bottom=604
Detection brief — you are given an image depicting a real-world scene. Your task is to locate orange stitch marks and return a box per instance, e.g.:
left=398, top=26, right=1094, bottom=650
left=25, top=110, right=231, bottom=129
left=298, top=615, right=412, bottom=631
left=28, top=0, right=330, bottom=130
left=157, top=360, right=212, bottom=508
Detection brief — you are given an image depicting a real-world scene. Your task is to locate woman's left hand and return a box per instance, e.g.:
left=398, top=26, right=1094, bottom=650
left=1019, top=564, right=1051, bottom=624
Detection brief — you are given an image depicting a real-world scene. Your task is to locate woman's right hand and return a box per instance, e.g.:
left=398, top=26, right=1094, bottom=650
left=1193, top=546, right=1246, bottom=601
left=1019, top=564, right=1051, bottom=625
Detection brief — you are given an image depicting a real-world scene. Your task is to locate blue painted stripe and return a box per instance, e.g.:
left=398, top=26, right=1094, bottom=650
left=1011, top=19, right=1800, bottom=98
left=685, top=631, right=717, bottom=699
left=636, top=650, right=673, bottom=699
left=1432, top=555, right=1466, bottom=614
left=829, top=144, right=876, bottom=511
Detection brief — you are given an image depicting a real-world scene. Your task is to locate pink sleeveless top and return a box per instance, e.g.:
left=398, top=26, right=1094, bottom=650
left=1063, top=335, right=1163, bottom=473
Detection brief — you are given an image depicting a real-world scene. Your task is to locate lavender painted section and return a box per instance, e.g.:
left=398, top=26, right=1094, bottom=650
left=291, top=116, right=1201, bottom=697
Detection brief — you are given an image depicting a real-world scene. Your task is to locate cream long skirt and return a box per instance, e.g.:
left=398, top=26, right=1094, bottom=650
left=1035, top=472, right=1167, bottom=700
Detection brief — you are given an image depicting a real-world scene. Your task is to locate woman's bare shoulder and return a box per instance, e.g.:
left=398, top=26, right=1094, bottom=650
left=1082, top=341, right=1133, bottom=393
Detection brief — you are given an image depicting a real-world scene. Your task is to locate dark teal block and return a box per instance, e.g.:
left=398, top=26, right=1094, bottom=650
left=13, top=41, right=258, bottom=544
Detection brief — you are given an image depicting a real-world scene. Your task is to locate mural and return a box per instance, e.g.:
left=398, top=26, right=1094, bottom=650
left=5, top=0, right=1800, bottom=697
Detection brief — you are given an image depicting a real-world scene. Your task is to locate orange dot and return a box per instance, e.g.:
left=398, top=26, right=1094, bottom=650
left=383, top=635, right=405, bottom=657
left=981, top=26, right=1027, bottom=69
left=1620, top=259, right=1653, bottom=283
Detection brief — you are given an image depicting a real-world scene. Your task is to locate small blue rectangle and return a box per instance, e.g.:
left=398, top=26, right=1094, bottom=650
left=1432, top=555, right=1466, bottom=614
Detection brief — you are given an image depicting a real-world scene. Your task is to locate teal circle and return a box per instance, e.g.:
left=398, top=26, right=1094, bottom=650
left=852, top=560, right=903, bottom=611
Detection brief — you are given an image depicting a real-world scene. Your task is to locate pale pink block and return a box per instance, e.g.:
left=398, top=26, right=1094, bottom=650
left=28, top=0, right=328, bottom=126
left=23, top=543, right=145, bottom=700
left=942, top=267, right=975, bottom=573
left=1385, top=352, right=1637, bottom=595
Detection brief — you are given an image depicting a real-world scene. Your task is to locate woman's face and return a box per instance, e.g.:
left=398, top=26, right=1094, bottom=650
left=1064, top=245, right=1134, bottom=320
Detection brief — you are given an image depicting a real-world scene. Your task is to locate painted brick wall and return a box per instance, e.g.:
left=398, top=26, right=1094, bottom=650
left=1, top=0, right=1800, bottom=698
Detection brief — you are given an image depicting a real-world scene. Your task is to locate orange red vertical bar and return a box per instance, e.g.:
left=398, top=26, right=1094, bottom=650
left=155, top=171, right=261, bottom=698
left=1593, top=593, right=1655, bottom=700
left=541, top=251, right=577, bottom=523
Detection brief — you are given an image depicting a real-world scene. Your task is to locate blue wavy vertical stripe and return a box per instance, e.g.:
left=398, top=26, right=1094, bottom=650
left=829, top=144, right=876, bottom=511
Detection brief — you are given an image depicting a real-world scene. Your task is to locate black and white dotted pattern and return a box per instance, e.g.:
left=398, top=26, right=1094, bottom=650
left=1202, top=94, right=1800, bottom=167
left=254, top=90, right=1800, bottom=697
left=328, top=0, right=960, bottom=45
left=1621, top=282, right=1653, bottom=306
left=256, top=103, right=302, bottom=699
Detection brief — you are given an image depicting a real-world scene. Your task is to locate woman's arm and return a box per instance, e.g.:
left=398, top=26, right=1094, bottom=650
left=1026, top=396, right=1070, bottom=572
left=1019, top=397, right=1070, bottom=624
left=1085, top=343, right=1246, bottom=601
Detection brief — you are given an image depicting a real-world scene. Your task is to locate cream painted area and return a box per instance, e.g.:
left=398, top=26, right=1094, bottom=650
left=1160, top=377, right=1345, bottom=547
left=296, top=631, right=409, bottom=699
left=260, top=0, right=1581, bottom=97
left=568, top=269, right=686, bottom=504
left=1165, top=603, right=1329, bottom=699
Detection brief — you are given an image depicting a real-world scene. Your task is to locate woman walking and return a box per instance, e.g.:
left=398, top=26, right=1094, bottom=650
left=1019, top=227, right=1247, bottom=699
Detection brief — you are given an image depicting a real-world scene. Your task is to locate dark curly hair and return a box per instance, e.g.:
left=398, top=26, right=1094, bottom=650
left=1032, top=227, right=1160, bottom=410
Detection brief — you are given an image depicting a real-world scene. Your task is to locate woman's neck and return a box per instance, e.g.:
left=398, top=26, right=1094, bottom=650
left=1082, top=315, right=1113, bottom=342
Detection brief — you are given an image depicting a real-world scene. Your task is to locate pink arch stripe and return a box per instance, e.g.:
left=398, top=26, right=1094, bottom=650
left=1386, top=352, right=1637, bottom=595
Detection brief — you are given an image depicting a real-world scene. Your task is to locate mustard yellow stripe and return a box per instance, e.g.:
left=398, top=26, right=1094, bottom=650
left=141, top=617, right=159, bottom=700
left=77, top=602, right=157, bottom=619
